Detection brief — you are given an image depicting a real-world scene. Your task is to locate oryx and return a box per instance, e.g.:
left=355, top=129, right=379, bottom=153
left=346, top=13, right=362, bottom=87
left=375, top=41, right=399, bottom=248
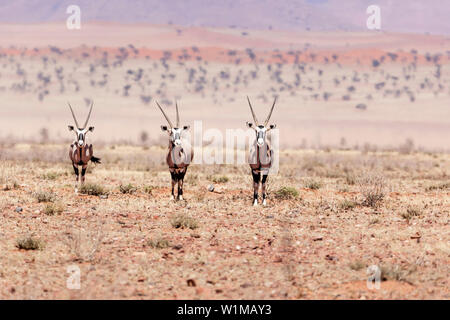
left=67, top=102, right=101, bottom=193
left=156, top=100, right=194, bottom=201
left=245, top=96, right=277, bottom=206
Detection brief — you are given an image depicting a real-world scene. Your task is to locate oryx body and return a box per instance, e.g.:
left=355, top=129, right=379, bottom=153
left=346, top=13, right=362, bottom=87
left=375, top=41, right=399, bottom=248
left=246, top=96, right=277, bottom=206
left=67, top=102, right=101, bottom=193
left=156, top=101, right=193, bottom=201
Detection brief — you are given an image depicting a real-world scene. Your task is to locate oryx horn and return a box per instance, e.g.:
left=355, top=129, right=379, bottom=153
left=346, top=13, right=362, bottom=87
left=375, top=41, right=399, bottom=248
left=246, top=96, right=259, bottom=125
left=83, top=101, right=94, bottom=129
left=175, top=100, right=180, bottom=128
left=264, top=96, right=277, bottom=126
left=68, top=102, right=80, bottom=129
left=155, top=100, right=173, bottom=128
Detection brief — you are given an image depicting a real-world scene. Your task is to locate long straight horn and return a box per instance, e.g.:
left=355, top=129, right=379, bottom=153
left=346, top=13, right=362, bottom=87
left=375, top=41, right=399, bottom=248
left=246, top=96, right=259, bottom=125
left=83, top=101, right=94, bottom=129
left=155, top=100, right=173, bottom=128
left=68, top=102, right=80, bottom=128
left=264, top=96, right=277, bottom=126
left=175, top=100, right=180, bottom=128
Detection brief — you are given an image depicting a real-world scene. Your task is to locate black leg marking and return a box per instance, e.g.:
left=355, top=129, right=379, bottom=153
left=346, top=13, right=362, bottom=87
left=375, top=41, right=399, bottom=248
left=262, top=174, right=269, bottom=201
left=252, top=170, right=261, bottom=204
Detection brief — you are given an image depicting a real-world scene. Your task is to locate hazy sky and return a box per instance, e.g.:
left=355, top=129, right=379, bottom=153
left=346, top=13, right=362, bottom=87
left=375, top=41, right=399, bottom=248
left=0, top=0, right=448, bottom=34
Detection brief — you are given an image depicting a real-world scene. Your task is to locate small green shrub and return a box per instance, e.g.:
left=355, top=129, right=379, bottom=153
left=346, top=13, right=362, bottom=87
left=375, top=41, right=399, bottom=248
left=211, top=175, right=229, bottom=184
left=274, top=186, right=299, bottom=200
left=304, top=179, right=322, bottom=190
left=44, top=202, right=64, bottom=216
left=147, top=237, right=171, bottom=249
left=42, top=171, right=60, bottom=180
left=79, top=183, right=107, bottom=196
left=401, top=206, right=422, bottom=220
left=143, top=185, right=155, bottom=194
left=349, top=260, right=365, bottom=271
left=34, top=191, right=56, bottom=203
left=339, top=199, right=357, bottom=211
left=119, top=183, right=137, bottom=194
left=16, top=236, right=45, bottom=250
left=425, top=182, right=449, bottom=192
left=170, top=214, right=198, bottom=230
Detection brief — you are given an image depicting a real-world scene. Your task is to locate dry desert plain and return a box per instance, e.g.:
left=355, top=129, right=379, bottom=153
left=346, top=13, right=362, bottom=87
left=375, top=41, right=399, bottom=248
left=0, top=23, right=449, bottom=299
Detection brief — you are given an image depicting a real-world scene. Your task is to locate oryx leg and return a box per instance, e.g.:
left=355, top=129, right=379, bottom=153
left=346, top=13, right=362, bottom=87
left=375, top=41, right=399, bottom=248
left=177, top=170, right=186, bottom=201
left=262, top=174, right=269, bottom=206
left=80, top=164, right=87, bottom=185
left=251, top=170, right=261, bottom=206
left=170, top=171, right=176, bottom=201
left=72, top=164, right=79, bottom=193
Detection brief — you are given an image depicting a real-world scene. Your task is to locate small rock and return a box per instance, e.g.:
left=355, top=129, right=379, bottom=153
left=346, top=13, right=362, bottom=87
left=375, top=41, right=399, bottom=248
left=356, top=103, right=367, bottom=110
left=187, top=279, right=196, bottom=287
left=99, top=195, right=108, bottom=199
left=207, top=184, right=215, bottom=192
left=15, top=207, right=23, bottom=213
left=172, top=244, right=183, bottom=250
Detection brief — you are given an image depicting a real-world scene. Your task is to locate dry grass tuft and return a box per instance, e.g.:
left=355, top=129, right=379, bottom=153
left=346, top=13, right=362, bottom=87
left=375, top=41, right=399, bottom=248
left=401, top=206, right=422, bottom=220
left=304, top=179, right=322, bottom=190
left=147, top=237, right=171, bottom=249
left=79, top=183, right=107, bottom=196
left=34, top=190, right=56, bottom=203
left=44, top=202, right=64, bottom=216
left=119, top=183, right=137, bottom=194
left=357, top=173, right=386, bottom=208
left=16, top=236, right=45, bottom=250
left=274, top=186, right=299, bottom=200
left=170, top=214, right=198, bottom=230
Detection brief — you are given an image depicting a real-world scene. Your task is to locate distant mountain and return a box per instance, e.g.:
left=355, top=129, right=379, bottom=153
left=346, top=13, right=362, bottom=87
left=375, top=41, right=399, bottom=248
left=0, top=0, right=448, bottom=34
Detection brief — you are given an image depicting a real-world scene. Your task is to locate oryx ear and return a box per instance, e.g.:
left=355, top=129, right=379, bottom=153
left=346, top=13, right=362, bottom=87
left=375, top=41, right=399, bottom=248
left=246, top=122, right=253, bottom=128
left=183, top=125, right=190, bottom=130
left=88, top=126, right=95, bottom=132
left=161, top=125, right=168, bottom=132
left=269, top=124, right=276, bottom=130
left=68, top=125, right=74, bottom=131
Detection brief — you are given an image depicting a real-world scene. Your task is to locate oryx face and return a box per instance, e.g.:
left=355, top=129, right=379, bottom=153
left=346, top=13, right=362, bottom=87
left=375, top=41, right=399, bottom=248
left=161, top=126, right=190, bottom=146
left=68, top=126, right=94, bottom=147
left=245, top=96, right=277, bottom=147
left=67, top=101, right=95, bottom=147
left=156, top=100, right=190, bottom=147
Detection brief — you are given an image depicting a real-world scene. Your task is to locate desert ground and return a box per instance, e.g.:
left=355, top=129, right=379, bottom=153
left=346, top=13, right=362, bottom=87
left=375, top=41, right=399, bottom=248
left=0, top=23, right=449, bottom=299
left=0, top=144, right=448, bottom=299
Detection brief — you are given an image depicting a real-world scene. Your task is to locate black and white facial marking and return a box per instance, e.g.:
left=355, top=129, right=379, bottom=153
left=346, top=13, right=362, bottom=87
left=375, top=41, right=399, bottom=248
left=161, top=125, right=190, bottom=146
left=246, top=123, right=276, bottom=147
left=68, top=126, right=94, bottom=147
left=67, top=101, right=95, bottom=147
left=245, top=96, right=277, bottom=147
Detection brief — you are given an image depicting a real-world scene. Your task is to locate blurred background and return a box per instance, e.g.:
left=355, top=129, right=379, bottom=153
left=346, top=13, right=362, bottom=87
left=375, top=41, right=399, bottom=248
left=0, top=0, right=449, bottom=150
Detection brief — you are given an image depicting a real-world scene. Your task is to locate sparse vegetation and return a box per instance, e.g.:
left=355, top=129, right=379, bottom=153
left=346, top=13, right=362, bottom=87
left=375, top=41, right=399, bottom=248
left=170, top=214, right=198, bottom=230
left=119, top=183, right=137, bottom=194
left=274, top=186, right=299, bottom=200
left=16, top=236, right=45, bottom=250
left=143, top=185, right=155, bottom=194
left=210, top=175, right=229, bottom=184
left=358, top=173, right=386, bottom=208
left=147, top=237, right=171, bottom=249
left=79, top=183, right=107, bottom=196
left=401, top=206, right=422, bottom=220
left=425, top=182, right=449, bottom=191
left=34, top=190, right=56, bottom=203
left=349, top=260, right=365, bottom=271
left=304, top=179, right=322, bottom=190
left=43, top=202, right=64, bottom=216
left=339, top=199, right=357, bottom=211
